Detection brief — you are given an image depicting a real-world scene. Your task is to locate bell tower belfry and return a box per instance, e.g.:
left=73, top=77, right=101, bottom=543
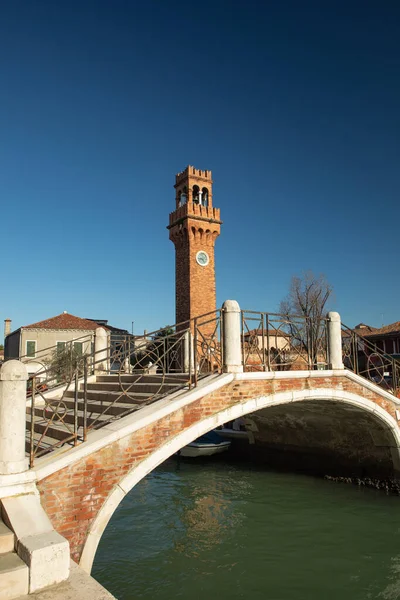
left=168, top=165, right=222, bottom=327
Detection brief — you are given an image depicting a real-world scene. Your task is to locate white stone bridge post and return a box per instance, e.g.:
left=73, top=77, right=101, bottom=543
left=0, top=360, right=29, bottom=475
left=95, top=326, right=109, bottom=374
left=222, top=300, right=243, bottom=374
left=327, top=311, right=344, bottom=370
left=0, top=360, right=70, bottom=594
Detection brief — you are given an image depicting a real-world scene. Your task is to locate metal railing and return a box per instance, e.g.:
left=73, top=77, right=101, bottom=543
left=241, top=310, right=329, bottom=372
left=28, top=353, right=89, bottom=466
left=25, top=308, right=400, bottom=466
left=342, top=324, right=400, bottom=396
left=193, top=309, right=223, bottom=385
left=27, top=311, right=222, bottom=466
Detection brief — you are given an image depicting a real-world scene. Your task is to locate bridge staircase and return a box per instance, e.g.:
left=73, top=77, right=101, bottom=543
left=25, top=311, right=222, bottom=466
left=26, top=372, right=190, bottom=462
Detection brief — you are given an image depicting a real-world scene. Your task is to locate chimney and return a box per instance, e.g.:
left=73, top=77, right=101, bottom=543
left=4, top=319, right=11, bottom=338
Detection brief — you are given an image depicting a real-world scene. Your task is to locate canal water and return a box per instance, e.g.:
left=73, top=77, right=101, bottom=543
left=93, top=457, right=400, bottom=600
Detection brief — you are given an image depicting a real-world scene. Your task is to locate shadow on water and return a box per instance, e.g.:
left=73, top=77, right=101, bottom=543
left=93, top=453, right=400, bottom=600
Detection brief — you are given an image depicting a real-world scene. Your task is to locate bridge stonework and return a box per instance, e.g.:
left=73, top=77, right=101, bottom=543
left=35, top=371, right=400, bottom=570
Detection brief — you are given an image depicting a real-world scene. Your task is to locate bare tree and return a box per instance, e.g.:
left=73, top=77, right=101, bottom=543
left=279, top=271, right=333, bottom=366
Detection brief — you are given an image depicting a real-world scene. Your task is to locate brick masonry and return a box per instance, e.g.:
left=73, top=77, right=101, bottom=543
left=36, top=374, right=400, bottom=564
left=168, top=167, right=221, bottom=332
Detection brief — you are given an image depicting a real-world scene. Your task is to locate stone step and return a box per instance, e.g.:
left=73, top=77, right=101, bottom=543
left=61, top=399, right=142, bottom=416
left=84, top=381, right=185, bottom=393
left=26, top=415, right=78, bottom=444
left=0, top=523, right=14, bottom=555
left=0, top=552, right=29, bottom=600
left=25, top=431, right=77, bottom=457
left=95, top=373, right=188, bottom=384
left=64, top=389, right=159, bottom=403
left=26, top=396, right=149, bottom=450
left=26, top=408, right=110, bottom=431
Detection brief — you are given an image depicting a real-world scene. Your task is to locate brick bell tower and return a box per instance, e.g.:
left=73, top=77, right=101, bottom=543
left=168, top=166, right=222, bottom=327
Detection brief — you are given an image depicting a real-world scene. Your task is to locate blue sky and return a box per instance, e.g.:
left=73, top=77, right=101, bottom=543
left=1, top=0, right=399, bottom=335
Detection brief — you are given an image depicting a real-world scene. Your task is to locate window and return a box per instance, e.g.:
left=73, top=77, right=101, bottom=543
left=57, top=342, right=66, bottom=353
left=386, top=339, right=394, bottom=354
left=74, top=342, right=83, bottom=355
left=26, top=341, right=36, bottom=358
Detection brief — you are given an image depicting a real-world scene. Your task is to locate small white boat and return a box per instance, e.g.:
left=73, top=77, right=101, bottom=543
left=179, top=431, right=231, bottom=458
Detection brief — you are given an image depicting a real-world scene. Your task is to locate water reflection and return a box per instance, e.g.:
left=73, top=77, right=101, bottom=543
left=174, top=488, right=244, bottom=555
left=93, top=458, right=400, bottom=600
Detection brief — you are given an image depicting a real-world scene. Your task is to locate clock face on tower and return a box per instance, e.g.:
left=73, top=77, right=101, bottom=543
left=196, top=250, right=209, bottom=267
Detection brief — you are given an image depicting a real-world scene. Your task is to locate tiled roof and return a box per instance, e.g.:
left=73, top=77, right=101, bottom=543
left=24, top=313, right=98, bottom=331
left=342, top=323, right=378, bottom=338
left=354, top=324, right=378, bottom=335
left=365, top=321, right=400, bottom=337
left=342, top=321, right=400, bottom=339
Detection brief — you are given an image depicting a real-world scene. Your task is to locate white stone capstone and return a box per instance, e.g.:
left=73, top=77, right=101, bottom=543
left=327, top=311, right=344, bottom=370
left=222, top=300, right=243, bottom=373
left=0, top=361, right=29, bottom=475
left=18, top=531, right=70, bottom=593
left=1, top=495, right=53, bottom=541
left=2, top=494, right=70, bottom=593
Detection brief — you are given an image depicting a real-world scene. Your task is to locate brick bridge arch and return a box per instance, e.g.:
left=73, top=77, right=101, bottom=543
left=34, top=371, right=400, bottom=573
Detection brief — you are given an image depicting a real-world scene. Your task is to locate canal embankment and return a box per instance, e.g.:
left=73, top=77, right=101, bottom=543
left=16, top=562, right=116, bottom=600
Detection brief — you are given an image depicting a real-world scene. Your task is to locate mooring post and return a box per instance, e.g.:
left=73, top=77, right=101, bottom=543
left=94, top=327, right=109, bottom=374
left=222, top=300, right=243, bottom=373
left=0, top=360, right=29, bottom=474
left=327, top=311, right=344, bottom=370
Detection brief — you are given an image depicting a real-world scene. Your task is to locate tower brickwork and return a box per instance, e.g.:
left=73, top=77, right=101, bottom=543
left=168, top=166, right=222, bottom=328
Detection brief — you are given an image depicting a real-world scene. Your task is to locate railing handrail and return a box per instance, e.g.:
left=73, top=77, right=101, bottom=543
left=341, top=321, right=400, bottom=395
left=117, top=309, right=222, bottom=343
left=342, top=322, right=400, bottom=359
left=241, top=308, right=330, bottom=323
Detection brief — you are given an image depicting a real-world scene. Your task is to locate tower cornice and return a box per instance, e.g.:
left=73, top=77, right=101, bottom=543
left=167, top=215, right=223, bottom=230
left=167, top=202, right=221, bottom=229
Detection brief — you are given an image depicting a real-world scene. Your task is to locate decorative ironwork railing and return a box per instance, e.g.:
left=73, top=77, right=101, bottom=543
left=342, top=324, right=400, bottom=396
left=241, top=310, right=329, bottom=372
left=27, top=352, right=90, bottom=467
left=193, top=309, right=223, bottom=385
left=27, top=311, right=222, bottom=466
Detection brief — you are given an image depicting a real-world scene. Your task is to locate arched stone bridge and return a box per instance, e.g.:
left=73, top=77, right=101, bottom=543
left=1, top=301, right=400, bottom=597
left=33, top=367, right=400, bottom=572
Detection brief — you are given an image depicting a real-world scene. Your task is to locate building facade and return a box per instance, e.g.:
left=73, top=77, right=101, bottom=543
left=4, top=313, right=100, bottom=376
